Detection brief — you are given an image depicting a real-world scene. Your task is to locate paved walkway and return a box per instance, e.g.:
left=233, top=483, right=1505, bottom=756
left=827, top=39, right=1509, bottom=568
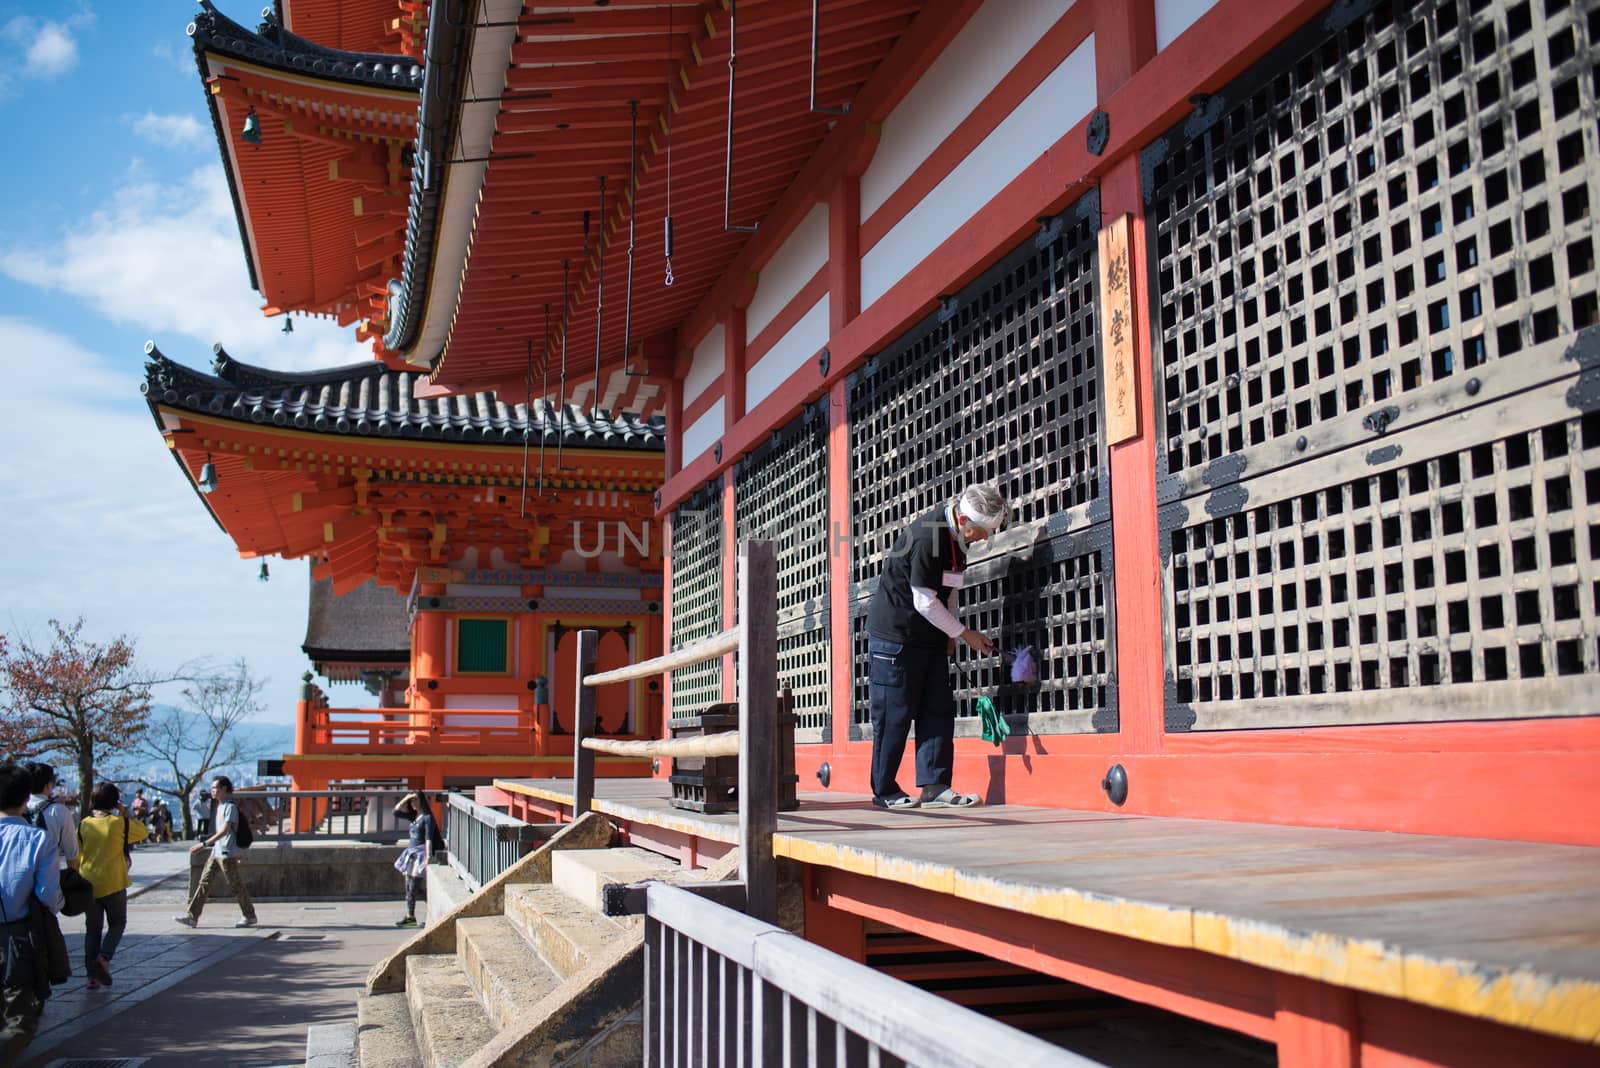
left=22, top=875, right=413, bottom=1068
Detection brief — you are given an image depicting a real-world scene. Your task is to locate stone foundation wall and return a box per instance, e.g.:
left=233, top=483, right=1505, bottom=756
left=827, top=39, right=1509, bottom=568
left=188, top=843, right=406, bottom=901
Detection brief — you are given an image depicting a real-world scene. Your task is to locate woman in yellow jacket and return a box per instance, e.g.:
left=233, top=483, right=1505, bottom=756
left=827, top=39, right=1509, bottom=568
left=77, top=782, right=148, bottom=988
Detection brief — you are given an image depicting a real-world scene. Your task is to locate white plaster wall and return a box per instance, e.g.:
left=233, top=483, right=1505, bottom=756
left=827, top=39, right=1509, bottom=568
left=860, top=0, right=1078, bottom=220
left=682, top=324, right=725, bottom=406
left=1156, top=0, right=1221, bottom=50
left=745, top=296, right=830, bottom=410
left=746, top=203, right=829, bottom=342
left=444, top=694, right=520, bottom=710
left=681, top=397, right=724, bottom=463
left=861, top=36, right=1097, bottom=308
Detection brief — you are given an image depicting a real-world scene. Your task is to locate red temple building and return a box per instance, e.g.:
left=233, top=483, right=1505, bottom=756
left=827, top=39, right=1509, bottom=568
left=156, top=0, right=1600, bottom=1064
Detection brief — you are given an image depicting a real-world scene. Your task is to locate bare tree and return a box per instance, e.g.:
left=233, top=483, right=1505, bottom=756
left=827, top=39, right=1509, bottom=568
left=128, top=659, right=272, bottom=838
left=0, top=619, right=185, bottom=817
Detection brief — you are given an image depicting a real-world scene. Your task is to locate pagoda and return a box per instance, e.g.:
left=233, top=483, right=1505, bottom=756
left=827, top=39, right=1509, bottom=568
left=143, top=345, right=666, bottom=794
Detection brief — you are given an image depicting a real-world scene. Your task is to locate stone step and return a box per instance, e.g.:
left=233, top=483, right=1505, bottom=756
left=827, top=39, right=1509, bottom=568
left=504, top=881, right=626, bottom=980
left=550, top=845, right=681, bottom=912
left=306, top=1020, right=357, bottom=1068
left=355, top=992, right=421, bottom=1068
left=403, top=954, right=497, bottom=1068
left=455, top=914, right=564, bottom=1031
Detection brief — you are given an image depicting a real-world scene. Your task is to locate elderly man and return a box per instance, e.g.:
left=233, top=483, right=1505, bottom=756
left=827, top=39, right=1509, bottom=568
left=865, top=482, right=1010, bottom=810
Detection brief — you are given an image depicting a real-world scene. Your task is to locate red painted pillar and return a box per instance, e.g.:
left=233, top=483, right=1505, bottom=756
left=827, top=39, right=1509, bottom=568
left=1274, top=976, right=1359, bottom=1067
left=828, top=178, right=860, bottom=329
left=721, top=307, right=747, bottom=702
left=665, top=375, right=683, bottom=478
left=827, top=175, right=861, bottom=757
left=827, top=380, right=853, bottom=753
left=1101, top=157, right=1166, bottom=755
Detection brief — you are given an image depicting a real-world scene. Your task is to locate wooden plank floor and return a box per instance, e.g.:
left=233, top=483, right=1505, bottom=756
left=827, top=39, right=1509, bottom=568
left=496, top=776, right=1600, bottom=1044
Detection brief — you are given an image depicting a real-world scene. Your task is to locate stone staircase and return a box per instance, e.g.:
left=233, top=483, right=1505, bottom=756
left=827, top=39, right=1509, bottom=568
left=304, top=812, right=737, bottom=1068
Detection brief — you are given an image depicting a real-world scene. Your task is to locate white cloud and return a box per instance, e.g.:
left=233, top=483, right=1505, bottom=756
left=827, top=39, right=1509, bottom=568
left=2, top=15, right=88, bottom=80
left=0, top=317, right=314, bottom=726
left=24, top=21, right=75, bottom=76
left=0, top=165, right=372, bottom=373
left=131, top=112, right=207, bottom=148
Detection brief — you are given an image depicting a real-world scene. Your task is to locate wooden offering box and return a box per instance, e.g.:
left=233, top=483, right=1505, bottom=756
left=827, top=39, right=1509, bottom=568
left=669, top=699, right=799, bottom=814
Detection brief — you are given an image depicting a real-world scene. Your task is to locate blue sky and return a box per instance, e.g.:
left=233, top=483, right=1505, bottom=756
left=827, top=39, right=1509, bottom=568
left=0, top=2, right=381, bottom=727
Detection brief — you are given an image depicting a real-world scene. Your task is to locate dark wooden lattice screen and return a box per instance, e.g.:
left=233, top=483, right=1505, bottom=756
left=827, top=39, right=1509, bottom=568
left=846, top=190, right=1117, bottom=736
left=1145, top=0, right=1600, bottom=729
left=668, top=478, right=724, bottom=719
left=734, top=403, right=832, bottom=740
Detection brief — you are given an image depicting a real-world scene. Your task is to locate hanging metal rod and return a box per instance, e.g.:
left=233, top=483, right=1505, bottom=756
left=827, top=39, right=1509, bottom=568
left=520, top=336, right=533, bottom=518
left=592, top=174, right=607, bottom=421
left=559, top=257, right=572, bottom=471
left=723, top=0, right=758, bottom=234
left=809, top=0, right=850, bottom=116
left=442, top=151, right=536, bottom=165
left=538, top=305, right=550, bottom=496
left=622, top=99, right=644, bottom=377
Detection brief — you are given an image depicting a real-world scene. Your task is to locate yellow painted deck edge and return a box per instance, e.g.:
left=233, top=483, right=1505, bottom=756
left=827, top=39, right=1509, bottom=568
left=483, top=783, right=1600, bottom=1045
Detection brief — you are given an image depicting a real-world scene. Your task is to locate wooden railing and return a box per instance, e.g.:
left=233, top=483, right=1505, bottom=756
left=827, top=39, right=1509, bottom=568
left=574, top=539, right=780, bottom=923
left=303, top=707, right=536, bottom=753
left=642, top=882, right=1098, bottom=1068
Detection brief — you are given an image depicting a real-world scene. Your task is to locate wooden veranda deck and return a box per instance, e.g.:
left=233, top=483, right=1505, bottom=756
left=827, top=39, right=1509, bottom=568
left=495, top=776, right=1600, bottom=1050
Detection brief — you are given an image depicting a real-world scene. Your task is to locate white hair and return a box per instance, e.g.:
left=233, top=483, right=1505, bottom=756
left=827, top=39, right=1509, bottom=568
left=957, top=482, right=1010, bottom=532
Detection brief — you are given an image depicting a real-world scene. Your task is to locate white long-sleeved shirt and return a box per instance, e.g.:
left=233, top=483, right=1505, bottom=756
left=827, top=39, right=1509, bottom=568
left=911, top=503, right=968, bottom=638
left=911, top=586, right=964, bottom=639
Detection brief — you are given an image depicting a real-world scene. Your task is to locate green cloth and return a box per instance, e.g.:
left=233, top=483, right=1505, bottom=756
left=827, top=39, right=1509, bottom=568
left=977, top=696, right=1010, bottom=746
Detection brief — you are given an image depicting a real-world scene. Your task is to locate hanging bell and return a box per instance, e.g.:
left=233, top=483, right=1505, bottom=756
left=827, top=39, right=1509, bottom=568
left=258, top=561, right=270, bottom=582
left=281, top=317, right=294, bottom=334
left=198, top=457, right=218, bottom=494
left=241, top=108, right=263, bottom=146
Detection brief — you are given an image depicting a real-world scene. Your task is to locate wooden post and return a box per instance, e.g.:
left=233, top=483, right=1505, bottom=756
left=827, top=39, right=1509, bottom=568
left=574, top=628, right=598, bottom=819
left=738, top=539, right=779, bottom=924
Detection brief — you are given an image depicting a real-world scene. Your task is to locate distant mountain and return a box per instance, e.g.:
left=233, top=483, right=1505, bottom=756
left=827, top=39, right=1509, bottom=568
left=103, top=706, right=298, bottom=797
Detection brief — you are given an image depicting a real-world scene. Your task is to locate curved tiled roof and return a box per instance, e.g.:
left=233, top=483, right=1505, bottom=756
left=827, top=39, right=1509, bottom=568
left=142, top=342, right=665, bottom=451
left=189, top=2, right=423, bottom=90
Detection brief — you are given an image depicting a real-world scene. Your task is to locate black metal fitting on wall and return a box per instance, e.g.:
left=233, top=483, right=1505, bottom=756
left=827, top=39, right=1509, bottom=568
left=1086, top=110, right=1110, bottom=155
left=1101, top=764, right=1128, bottom=805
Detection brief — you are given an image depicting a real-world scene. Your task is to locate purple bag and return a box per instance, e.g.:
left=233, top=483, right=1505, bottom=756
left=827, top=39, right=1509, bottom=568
left=1009, top=645, right=1040, bottom=684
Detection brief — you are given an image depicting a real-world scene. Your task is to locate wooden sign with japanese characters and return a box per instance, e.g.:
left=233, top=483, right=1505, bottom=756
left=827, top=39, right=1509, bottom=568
left=1098, top=213, right=1138, bottom=445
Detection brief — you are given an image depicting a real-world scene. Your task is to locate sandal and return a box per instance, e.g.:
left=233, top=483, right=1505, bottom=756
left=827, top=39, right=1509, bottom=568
left=871, top=792, right=920, bottom=810
left=920, top=787, right=980, bottom=809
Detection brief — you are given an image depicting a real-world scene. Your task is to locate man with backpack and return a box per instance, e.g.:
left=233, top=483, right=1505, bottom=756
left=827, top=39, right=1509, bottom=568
left=0, top=762, right=65, bottom=1067
left=172, top=777, right=256, bottom=929
left=22, top=765, right=76, bottom=874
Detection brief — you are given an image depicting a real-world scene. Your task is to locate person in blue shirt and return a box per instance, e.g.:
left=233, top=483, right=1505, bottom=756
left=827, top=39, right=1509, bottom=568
left=0, top=762, right=64, bottom=1067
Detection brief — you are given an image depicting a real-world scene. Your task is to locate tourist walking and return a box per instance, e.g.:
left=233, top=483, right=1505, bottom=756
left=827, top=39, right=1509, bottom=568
left=173, top=777, right=256, bottom=929
left=865, top=482, right=1009, bottom=810
left=0, top=763, right=66, bottom=1068
left=76, top=783, right=147, bottom=990
left=150, top=800, right=174, bottom=843
left=22, top=764, right=77, bottom=874
left=192, top=789, right=212, bottom=840
left=391, top=792, right=437, bottom=928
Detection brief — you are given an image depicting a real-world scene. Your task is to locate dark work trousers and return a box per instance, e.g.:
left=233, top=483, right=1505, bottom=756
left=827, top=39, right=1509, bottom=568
left=867, top=637, right=956, bottom=798
left=85, top=890, right=128, bottom=963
